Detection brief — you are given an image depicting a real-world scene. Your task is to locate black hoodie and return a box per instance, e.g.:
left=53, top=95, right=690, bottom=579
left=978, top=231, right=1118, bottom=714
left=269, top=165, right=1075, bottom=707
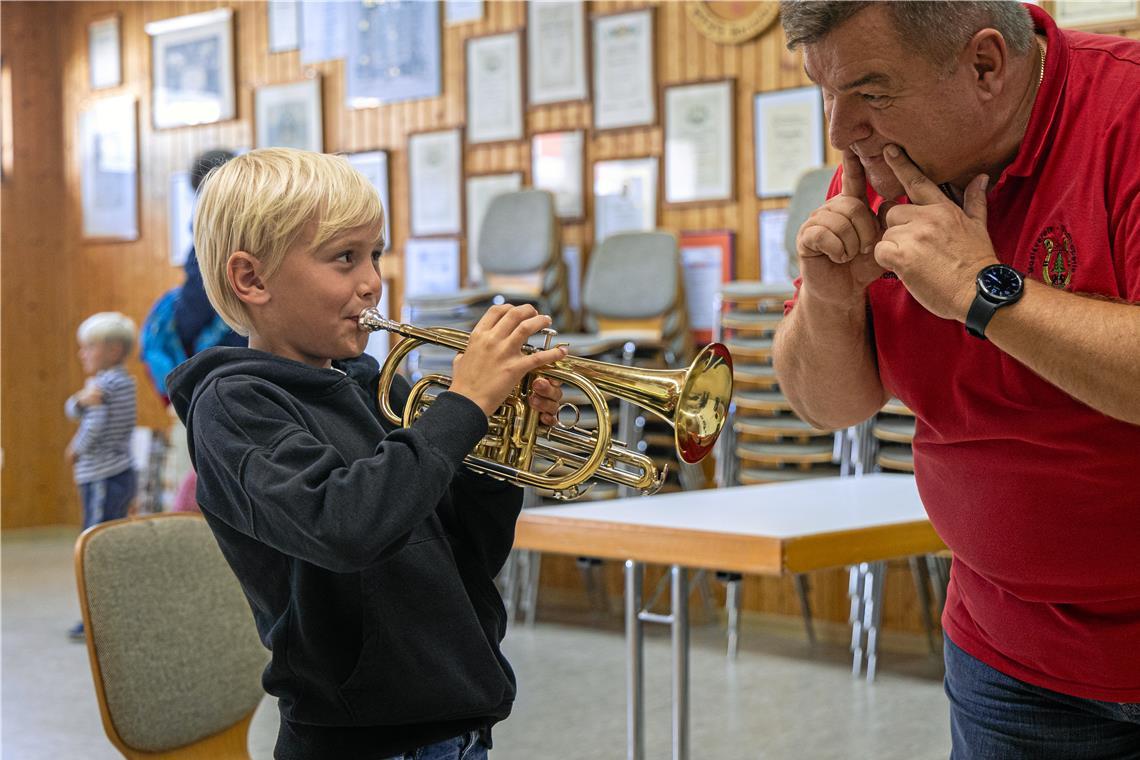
left=167, top=347, right=522, bottom=759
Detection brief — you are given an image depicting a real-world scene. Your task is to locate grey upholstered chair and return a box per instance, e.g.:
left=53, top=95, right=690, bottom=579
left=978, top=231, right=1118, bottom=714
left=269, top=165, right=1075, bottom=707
left=75, top=513, right=268, bottom=759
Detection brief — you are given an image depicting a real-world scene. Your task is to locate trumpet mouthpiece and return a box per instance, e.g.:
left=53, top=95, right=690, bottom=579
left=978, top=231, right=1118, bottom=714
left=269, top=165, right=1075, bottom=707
left=358, top=307, right=395, bottom=333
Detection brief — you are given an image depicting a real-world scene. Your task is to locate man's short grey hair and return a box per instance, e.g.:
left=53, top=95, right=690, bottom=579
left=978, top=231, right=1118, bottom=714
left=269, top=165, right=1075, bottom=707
left=780, top=1, right=1035, bottom=69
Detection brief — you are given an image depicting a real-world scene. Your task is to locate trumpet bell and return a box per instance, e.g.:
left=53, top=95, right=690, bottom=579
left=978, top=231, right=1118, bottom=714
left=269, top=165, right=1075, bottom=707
left=675, top=343, right=734, bottom=463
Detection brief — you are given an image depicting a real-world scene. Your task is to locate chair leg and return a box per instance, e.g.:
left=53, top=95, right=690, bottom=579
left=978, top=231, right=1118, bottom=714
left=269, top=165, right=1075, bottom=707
left=909, top=555, right=938, bottom=654
left=719, top=572, right=743, bottom=659
left=523, top=550, right=542, bottom=627
left=794, top=574, right=816, bottom=645
left=849, top=563, right=868, bottom=677
left=863, top=561, right=887, bottom=682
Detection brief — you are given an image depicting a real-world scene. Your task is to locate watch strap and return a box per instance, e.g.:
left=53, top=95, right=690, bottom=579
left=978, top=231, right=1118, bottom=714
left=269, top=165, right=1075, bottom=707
left=965, top=296, right=997, bottom=340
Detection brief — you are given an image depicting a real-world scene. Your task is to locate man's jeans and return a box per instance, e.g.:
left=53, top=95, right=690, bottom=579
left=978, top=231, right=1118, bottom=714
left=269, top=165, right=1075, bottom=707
left=945, top=635, right=1140, bottom=759
left=387, top=731, right=487, bottom=760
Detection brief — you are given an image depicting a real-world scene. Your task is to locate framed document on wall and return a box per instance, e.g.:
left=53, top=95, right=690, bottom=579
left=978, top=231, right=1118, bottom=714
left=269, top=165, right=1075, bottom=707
left=80, top=95, right=138, bottom=242
left=145, top=9, right=235, bottom=129
left=465, top=172, right=523, bottom=284
left=593, top=156, right=658, bottom=243
left=532, top=130, right=585, bottom=221
left=408, top=128, right=463, bottom=237
left=345, top=150, right=393, bottom=252
left=405, top=238, right=462, bottom=297
left=466, top=32, right=524, bottom=144
left=759, top=208, right=794, bottom=285
left=254, top=78, right=324, bottom=153
left=528, top=1, right=588, bottom=106
left=1054, top=0, right=1137, bottom=28
left=592, top=8, right=656, bottom=131
left=267, top=0, right=300, bottom=53
left=680, top=230, right=734, bottom=344
left=347, top=1, right=442, bottom=108
left=754, top=85, right=824, bottom=198
left=88, top=15, right=122, bottom=90
left=664, top=79, right=735, bottom=205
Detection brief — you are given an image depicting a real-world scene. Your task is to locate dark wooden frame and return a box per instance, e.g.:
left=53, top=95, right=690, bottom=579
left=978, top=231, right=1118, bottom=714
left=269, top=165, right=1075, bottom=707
left=531, top=129, right=587, bottom=223
left=527, top=0, right=592, bottom=108
left=590, top=7, right=658, bottom=134
left=407, top=127, right=465, bottom=239
left=663, top=78, right=737, bottom=207
left=465, top=30, right=527, bottom=146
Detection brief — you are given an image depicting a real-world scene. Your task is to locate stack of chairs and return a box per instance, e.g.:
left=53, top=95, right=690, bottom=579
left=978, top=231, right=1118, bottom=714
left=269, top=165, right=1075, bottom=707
left=717, top=281, right=840, bottom=487
left=402, top=189, right=573, bottom=381
left=873, top=398, right=916, bottom=474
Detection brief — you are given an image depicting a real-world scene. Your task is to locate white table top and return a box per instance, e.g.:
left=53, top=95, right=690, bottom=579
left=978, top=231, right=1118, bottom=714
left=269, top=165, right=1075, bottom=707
left=516, top=475, right=944, bottom=574
left=528, top=474, right=925, bottom=537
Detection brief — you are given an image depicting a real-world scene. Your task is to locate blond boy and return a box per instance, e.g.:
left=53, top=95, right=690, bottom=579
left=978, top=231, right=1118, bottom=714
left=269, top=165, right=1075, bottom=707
left=167, top=148, right=563, bottom=759
left=66, top=311, right=138, bottom=640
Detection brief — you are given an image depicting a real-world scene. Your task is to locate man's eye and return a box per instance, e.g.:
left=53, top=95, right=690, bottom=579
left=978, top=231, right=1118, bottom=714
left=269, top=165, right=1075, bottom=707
left=862, top=93, right=890, bottom=105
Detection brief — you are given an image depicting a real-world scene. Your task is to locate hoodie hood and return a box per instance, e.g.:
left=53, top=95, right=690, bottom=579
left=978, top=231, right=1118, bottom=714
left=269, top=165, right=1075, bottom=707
left=168, top=346, right=380, bottom=427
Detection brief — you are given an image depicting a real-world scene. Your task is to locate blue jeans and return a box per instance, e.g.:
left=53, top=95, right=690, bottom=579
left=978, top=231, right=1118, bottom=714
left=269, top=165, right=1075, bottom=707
left=387, top=731, right=488, bottom=760
left=945, top=635, right=1140, bottom=759
left=79, top=468, right=137, bottom=530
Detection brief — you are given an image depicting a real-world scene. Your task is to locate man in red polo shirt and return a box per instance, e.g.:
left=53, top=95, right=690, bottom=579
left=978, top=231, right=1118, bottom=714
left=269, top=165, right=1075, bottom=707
left=775, top=2, right=1140, bottom=757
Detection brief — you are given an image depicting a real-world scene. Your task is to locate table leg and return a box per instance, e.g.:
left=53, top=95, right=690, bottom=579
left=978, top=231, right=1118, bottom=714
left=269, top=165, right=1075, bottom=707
left=625, top=560, right=645, bottom=760
left=671, top=564, right=690, bottom=760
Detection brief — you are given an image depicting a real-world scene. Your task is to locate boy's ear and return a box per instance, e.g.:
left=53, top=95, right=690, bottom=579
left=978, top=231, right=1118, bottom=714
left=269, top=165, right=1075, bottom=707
left=226, top=252, right=270, bottom=306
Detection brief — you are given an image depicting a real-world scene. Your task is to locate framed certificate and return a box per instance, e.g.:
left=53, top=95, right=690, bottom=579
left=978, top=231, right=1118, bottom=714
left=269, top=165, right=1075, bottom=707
left=80, top=95, right=138, bottom=242
left=145, top=9, right=236, bottom=129
left=531, top=130, right=585, bottom=221
left=345, top=150, right=393, bottom=252
left=664, top=79, right=735, bottom=205
left=592, top=8, right=656, bottom=131
left=465, top=172, right=523, bottom=284
left=754, top=85, right=825, bottom=198
left=168, top=171, right=196, bottom=266
left=408, top=128, right=464, bottom=237
left=254, top=78, right=324, bottom=153
left=528, top=1, right=589, bottom=106
left=759, top=208, right=794, bottom=285
left=405, top=238, right=462, bottom=297
left=445, top=1, right=484, bottom=25
left=593, top=156, right=658, bottom=244
left=267, top=0, right=300, bottom=53
left=466, top=32, right=524, bottom=144
left=680, top=230, right=735, bottom=344
left=1053, top=0, right=1137, bottom=28
left=88, top=15, right=122, bottom=90
left=347, top=1, right=442, bottom=108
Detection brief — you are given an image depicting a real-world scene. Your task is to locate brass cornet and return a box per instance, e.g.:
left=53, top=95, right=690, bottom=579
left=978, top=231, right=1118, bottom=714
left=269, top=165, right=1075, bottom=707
left=358, top=307, right=733, bottom=500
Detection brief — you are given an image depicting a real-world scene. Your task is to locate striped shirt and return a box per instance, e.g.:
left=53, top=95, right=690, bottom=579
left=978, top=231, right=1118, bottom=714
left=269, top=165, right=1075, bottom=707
left=65, top=365, right=137, bottom=484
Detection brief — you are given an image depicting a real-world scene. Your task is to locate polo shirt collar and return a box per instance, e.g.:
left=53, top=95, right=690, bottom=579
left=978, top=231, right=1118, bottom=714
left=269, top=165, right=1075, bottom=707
left=1003, top=3, right=1067, bottom=180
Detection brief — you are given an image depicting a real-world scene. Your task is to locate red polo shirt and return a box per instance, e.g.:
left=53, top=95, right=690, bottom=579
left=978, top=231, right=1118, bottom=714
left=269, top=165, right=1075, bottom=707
left=798, top=6, right=1140, bottom=701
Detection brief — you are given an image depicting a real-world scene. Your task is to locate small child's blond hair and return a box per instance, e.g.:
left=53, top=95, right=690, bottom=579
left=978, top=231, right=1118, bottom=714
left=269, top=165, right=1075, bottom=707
left=77, top=312, right=136, bottom=354
left=193, top=148, right=385, bottom=336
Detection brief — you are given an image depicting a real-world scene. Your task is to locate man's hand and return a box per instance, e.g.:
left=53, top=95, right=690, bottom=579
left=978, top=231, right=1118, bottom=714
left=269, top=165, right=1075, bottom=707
left=795, top=149, right=886, bottom=307
left=875, top=144, right=999, bottom=322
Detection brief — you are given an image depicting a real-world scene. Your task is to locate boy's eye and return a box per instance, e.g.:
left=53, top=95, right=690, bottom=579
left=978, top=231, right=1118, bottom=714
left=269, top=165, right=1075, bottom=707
left=371, top=249, right=383, bottom=265
left=335, top=250, right=353, bottom=263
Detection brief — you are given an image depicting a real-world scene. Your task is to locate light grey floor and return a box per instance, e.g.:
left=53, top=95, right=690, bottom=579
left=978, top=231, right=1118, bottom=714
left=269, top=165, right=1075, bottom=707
left=2, top=528, right=950, bottom=759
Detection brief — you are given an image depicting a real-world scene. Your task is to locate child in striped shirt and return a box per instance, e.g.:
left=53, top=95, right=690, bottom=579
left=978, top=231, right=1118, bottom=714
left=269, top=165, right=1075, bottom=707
left=65, top=312, right=138, bottom=640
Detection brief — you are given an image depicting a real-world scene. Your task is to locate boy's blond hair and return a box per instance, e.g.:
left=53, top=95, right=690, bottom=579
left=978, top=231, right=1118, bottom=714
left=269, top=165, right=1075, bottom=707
left=77, top=312, right=136, bottom=354
left=193, top=148, right=385, bottom=336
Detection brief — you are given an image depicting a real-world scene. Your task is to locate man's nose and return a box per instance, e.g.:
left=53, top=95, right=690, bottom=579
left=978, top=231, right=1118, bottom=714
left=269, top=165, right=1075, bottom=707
left=827, top=98, right=870, bottom=151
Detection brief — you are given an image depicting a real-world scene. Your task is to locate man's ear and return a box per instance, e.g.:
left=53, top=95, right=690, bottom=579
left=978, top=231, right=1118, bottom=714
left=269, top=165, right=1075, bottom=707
left=226, top=251, right=270, bottom=306
left=966, top=29, right=1009, bottom=100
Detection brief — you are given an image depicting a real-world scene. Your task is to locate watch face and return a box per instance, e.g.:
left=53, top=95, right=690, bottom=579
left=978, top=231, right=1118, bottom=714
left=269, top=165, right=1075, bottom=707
left=979, top=265, right=1023, bottom=300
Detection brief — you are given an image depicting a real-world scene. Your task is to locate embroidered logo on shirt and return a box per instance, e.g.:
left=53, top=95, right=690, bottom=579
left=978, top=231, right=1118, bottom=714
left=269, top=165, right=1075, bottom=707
left=1027, top=226, right=1077, bottom=290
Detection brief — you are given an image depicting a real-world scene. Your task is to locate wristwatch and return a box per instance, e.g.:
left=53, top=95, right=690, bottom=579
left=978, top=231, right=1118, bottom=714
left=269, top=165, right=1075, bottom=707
left=965, top=263, right=1024, bottom=340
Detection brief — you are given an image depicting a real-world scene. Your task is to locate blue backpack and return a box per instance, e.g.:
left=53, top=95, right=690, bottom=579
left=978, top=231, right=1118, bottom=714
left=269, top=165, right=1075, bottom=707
left=139, top=287, right=185, bottom=403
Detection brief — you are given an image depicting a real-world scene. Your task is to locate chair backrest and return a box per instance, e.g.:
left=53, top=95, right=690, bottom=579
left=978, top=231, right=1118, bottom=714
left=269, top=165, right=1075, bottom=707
left=783, top=166, right=837, bottom=280
left=76, top=513, right=268, bottom=759
left=478, top=189, right=558, bottom=274
left=582, top=231, right=680, bottom=320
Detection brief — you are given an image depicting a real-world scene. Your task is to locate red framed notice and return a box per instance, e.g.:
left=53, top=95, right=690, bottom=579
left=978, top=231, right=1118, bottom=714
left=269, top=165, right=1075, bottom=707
left=679, top=230, right=734, bottom=344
